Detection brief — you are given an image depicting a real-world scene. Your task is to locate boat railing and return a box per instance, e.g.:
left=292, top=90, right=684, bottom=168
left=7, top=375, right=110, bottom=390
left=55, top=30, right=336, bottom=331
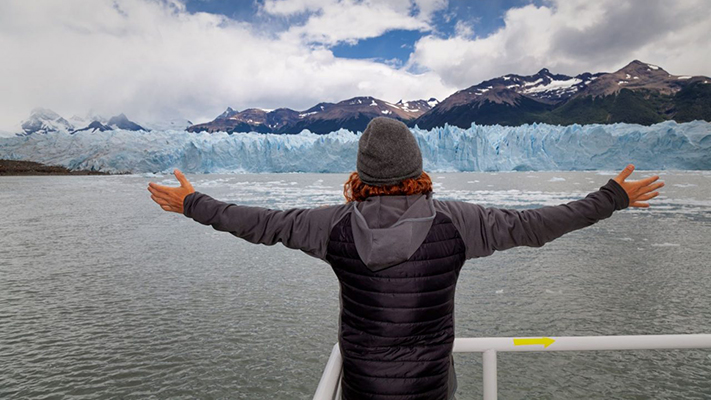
left=313, top=334, right=711, bottom=400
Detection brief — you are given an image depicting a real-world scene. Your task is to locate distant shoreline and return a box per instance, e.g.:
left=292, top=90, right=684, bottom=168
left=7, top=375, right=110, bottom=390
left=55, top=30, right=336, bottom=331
left=0, top=159, right=123, bottom=176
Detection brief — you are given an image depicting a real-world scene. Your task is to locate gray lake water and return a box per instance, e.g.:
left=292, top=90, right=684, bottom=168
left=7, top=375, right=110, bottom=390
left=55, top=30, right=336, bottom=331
left=1, top=170, right=710, bottom=399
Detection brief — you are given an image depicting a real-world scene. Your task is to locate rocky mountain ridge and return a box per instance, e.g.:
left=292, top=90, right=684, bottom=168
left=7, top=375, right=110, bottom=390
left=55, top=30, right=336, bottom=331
left=414, top=60, right=710, bottom=129
left=187, top=96, right=440, bottom=134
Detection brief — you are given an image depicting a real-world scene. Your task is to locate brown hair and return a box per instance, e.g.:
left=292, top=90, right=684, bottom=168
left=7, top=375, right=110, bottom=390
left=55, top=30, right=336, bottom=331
left=343, top=171, right=433, bottom=202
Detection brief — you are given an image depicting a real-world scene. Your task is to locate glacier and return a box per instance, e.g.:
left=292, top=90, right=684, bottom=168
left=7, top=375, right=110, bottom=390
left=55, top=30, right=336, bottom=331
left=0, top=120, right=709, bottom=173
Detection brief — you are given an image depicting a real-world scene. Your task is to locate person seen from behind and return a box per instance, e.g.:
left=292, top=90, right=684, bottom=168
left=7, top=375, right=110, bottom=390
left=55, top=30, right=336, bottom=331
left=148, top=116, right=663, bottom=400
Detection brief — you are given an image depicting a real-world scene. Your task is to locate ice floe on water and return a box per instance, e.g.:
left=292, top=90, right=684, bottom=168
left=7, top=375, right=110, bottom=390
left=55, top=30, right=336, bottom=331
left=124, top=169, right=711, bottom=216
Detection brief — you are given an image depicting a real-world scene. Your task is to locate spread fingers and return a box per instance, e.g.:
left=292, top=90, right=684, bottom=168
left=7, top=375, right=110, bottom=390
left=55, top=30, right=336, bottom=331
left=636, top=175, right=660, bottom=186
left=635, top=191, right=660, bottom=201
left=148, top=182, right=173, bottom=194
left=640, top=181, right=664, bottom=193
left=151, top=194, right=170, bottom=206
left=148, top=186, right=174, bottom=202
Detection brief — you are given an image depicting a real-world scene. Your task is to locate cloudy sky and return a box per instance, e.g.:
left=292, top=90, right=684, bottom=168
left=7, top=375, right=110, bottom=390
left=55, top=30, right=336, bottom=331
left=0, top=0, right=709, bottom=132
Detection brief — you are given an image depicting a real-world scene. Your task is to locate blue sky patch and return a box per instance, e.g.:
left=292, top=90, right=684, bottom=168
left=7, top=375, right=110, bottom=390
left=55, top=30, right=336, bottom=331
left=182, top=0, right=545, bottom=65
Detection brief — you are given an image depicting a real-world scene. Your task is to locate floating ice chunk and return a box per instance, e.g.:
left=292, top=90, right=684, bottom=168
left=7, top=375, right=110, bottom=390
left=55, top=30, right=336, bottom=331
left=651, top=243, right=680, bottom=247
left=549, top=177, right=566, bottom=182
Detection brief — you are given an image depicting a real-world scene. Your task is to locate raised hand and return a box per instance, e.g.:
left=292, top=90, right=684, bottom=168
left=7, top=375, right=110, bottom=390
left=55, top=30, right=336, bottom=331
left=613, top=164, right=664, bottom=208
left=147, top=169, right=195, bottom=213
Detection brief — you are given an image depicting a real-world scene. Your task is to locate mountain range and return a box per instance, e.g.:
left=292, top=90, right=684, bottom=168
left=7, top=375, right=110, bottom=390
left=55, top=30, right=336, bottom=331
left=14, top=60, right=710, bottom=136
left=187, top=60, right=710, bottom=134
left=16, top=108, right=158, bottom=136
left=186, top=97, right=439, bottom=134
left=416, top=60, right=710, bottom=129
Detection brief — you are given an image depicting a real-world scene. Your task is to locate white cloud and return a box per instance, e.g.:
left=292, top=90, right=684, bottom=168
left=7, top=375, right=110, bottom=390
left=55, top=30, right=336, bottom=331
left=262, top=0, right=447, bottom=45
left=0, top=0, right=455, bottom=132
left=453, top=20, right=475, bottom=39
left=261, top=0, right=328, bottom=16
left=407, top=0, right=711, bottom=88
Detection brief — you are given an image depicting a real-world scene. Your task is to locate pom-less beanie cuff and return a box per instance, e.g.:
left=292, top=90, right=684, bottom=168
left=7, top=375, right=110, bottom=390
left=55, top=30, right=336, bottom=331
left=356, top=117, right=423, bottom=187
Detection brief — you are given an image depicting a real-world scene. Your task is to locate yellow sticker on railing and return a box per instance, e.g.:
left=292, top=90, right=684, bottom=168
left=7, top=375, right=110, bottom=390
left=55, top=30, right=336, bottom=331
left=513, top=337, right=555, bottom=348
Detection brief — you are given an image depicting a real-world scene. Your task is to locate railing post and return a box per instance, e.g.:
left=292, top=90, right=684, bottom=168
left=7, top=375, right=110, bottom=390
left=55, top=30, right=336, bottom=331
left=483, top=349, right=497, bottom=400
left=313, top=343, right=343, bottom=400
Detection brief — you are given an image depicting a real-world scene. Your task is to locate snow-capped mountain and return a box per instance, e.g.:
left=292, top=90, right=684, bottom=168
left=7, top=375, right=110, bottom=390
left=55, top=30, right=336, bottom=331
left=414, top=60, right=711, bottom=129
left=449, top=68, right=602, bottom=106
left=106, top=113, right=148, bottom=131
left=188, top=96, right=438, bottom=134
left=19, top=108, right=75, bottom=135
left=394, top=98, right=439, bottom=113
left=68, top=114, right=88, bottom=128
left=16, top=109, right=151, bottom=136
left=574, top=60, right=706, bottom=97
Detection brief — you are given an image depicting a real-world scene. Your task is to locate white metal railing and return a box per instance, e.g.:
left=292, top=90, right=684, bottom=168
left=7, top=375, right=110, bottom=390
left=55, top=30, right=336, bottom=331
left=313, top=334, right=711, bottom=400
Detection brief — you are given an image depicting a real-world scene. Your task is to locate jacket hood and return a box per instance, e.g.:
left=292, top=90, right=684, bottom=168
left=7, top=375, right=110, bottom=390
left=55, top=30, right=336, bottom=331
left=350, top=192, right=436, bottom=271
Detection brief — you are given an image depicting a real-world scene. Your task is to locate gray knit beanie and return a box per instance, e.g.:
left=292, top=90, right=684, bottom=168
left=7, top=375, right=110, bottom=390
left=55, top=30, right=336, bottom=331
left=357, top=117, right=423, bottom=186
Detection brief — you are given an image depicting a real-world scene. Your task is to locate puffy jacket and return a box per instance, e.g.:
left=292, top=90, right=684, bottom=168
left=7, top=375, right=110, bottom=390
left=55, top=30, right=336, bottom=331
left=183, top=179, right=629, bottom=399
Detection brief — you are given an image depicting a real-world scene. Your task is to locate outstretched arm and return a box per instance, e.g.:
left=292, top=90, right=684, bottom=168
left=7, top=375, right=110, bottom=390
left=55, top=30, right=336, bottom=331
left=443, top=164, right=664, bottom=259
left=147, top=169, right=349, bottom=260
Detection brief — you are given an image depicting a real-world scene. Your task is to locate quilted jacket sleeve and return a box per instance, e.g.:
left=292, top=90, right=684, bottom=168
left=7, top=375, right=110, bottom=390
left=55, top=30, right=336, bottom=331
left=442, top=179, right=630, bottom=259
left=182, top=192, right=350, bottom=261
